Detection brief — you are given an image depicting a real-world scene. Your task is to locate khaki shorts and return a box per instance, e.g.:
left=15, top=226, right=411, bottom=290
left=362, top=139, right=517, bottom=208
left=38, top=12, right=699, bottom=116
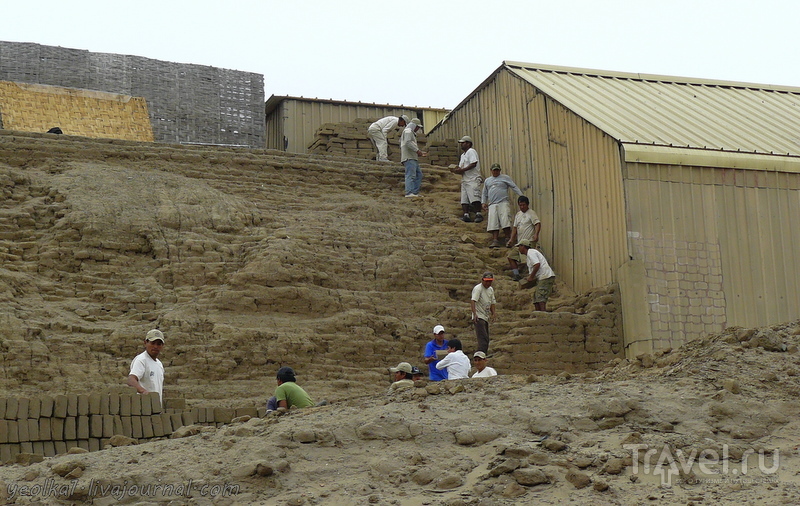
left=533, top=276, right=555, bottom=304
left=461, top=179, right=482, bottom=204
left=487, top=202, right=512, bottom=231
left=507, top=243, right=539, bottom=263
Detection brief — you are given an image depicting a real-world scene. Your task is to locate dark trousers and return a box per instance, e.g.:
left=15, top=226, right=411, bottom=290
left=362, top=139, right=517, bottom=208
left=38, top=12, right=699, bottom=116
left=475, top=318, right=490, bottom=353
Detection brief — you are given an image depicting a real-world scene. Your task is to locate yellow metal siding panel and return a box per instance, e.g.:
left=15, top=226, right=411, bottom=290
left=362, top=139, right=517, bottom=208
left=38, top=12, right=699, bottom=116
left=625, top=163, right=800, bottom=349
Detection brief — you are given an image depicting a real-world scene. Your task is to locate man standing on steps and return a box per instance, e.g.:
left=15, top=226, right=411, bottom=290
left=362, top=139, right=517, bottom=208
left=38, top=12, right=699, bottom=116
left=400, top=118, right=427, bottom=197
left=127, top=329, right=165, bottom=402
left=516, top=239, right=556, bottom=311
left=368, top=114, right=409, bottom=161
left=481, top=163, right=523, bottom=248
left=506, top=196, right=541, bottom=280
left=450, top=135, right=483, bottom=223
left=470, top=272, right=496, bottom=354
left=423, top=324, right=449, bottom=381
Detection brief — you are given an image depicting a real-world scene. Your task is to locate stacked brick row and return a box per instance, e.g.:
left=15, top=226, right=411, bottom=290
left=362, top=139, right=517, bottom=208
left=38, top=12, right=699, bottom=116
left=0, top=393, right=266, bottom=464
left=425, top=139, right=461, bottom=167
left=307, top=118, right=427, bottom=162
left=492, top=284, right=624, bottom=375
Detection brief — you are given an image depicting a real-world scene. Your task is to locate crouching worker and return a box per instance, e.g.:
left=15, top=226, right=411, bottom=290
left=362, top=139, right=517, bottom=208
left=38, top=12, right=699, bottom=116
left=388, top=362, right=415, bottom=393
left=266, top=366, right=315, bottom=412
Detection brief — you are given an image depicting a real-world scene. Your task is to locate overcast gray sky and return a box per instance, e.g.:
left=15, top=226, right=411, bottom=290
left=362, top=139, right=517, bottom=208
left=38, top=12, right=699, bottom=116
left=3, top=0, right=799, bottom=109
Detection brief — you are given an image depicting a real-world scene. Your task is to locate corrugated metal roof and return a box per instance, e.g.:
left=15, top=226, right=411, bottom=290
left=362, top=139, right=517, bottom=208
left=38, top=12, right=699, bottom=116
left=264, top=95, right=449, bottom=116
left=503, top=61, right=800, bottom=158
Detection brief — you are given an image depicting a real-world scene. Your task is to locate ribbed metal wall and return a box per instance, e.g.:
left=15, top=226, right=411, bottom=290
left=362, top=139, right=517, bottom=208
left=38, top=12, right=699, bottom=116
left=625, top=163, right=800, bottom=349
left=431, top=69, right=629, bottom=292
left=265, top=97, right=448, bottom=153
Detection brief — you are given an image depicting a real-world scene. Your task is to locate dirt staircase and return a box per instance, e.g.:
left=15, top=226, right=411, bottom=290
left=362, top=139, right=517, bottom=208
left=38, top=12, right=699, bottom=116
left=0, top=130, right=622, bottom=405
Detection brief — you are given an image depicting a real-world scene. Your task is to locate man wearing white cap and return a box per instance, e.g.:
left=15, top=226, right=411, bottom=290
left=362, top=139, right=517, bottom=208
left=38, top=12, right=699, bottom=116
left=127, top=329, right=165, bottom=401
left=400, top=118, right=427, bottom=197
left=388, top=362, right=415, bottom=392
left=471, top=351, right=497, bottom=378
left=368, top=114, right=409, bottom=161
left=451, top=135, right=483, bottom=223
left=423, top=325, right=449, bottom=381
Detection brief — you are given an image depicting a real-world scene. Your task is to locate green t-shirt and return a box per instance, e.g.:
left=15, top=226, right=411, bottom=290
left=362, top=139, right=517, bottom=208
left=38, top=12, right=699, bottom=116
left=274, top=381, right=314, bottom=408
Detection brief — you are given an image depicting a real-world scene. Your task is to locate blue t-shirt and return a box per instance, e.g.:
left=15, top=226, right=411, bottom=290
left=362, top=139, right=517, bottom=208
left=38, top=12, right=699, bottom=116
left=424, top=340, right=450, bottom=381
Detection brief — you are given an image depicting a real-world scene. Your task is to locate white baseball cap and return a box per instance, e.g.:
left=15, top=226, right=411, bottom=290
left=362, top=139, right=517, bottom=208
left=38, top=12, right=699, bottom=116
left=433, top=325, right=445, bottom=334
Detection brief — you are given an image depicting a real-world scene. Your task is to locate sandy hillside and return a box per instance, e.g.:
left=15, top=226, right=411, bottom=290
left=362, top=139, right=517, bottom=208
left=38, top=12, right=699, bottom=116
left=1, top=131, right=799, bottom=505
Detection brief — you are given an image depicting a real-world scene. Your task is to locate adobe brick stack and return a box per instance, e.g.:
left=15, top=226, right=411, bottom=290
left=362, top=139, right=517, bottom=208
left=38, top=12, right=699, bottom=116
left=308, top=118, right=427, bottom=162
left=0, top=393, right=271, bottom=463
left=425, top=138, right=461, bottom=167
left=489, top=284, right=623, bottom=375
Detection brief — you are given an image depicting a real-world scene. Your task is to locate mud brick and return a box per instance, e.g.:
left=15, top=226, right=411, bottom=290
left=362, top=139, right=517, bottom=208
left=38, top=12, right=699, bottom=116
left=141, top=395, right=152, bottom=416
left=40, top=397, right=54, bottom=418
left=43, top=441, right=56, bottom=457
left=181, top=411, right=196, bottom=426
left=0, top=444, right=10, bottom=463
left=77, top=394, right=90, bottom=416
left=32, top=441, right=44, bottom=455
left=164, top=398, right=186, bottom=410
left=90, top=415, right=103, bottom=438
left=108, top=393, right=120, bottom=415
left=121, top=417, right=132, bottom=438
left=194, top=407, right=205, bottom=423
left=112, top=415, right=123, bottom=436
left=213, top=407, right=231, bottom=423
left=89, top=439, right=100, bottom=452
left=161, top=413, right=173, bottom=435
left=0, top=420, right=7, bottom=443
left=170, top=413, right=183, bottom=432
left=77, top=440, right=89, bottom=451
left=88, top=393, right=102, bottom=414
left=148, top=393, right=162, bottom=414
left=257, top=407, right=267, bottom=418
left=131, top=417, right=143, bottom=438
left=119, top=395, right=131, bottom=417
left=102, top=415, right=114, bottom=438
left=66, top=394, right=78, bottom=417
left=151, top=415, right=164, bottom=437
left=141, top=417, right=154, bottom=438
left=19, top=442, right=33, bottom=453
left=77, top=415, right=90, bottom=440
left=0, top=399, right=5, bottom=419
left=27, top=419, right=39, bottom=441
left=235, top=407, right=259, bottom=418
left=5, top=398, right=18, bottom=420
left=37, top=418, right=51, bottom=442
left=54, top=395, right=68, bottom=418
left=51, top=418, right=64, bottom=440
left=17, top=419, right=29, bottom=442
left=27, top=398, right=41, bottom=419
left=100, top=395, right=110, bottom=415
left=130, top=395, right=142, bottom=416
left=54, top=441, right=67, bottom=455
left=64, top=416, right=78, bottom=441
left=15, top=398, right=28, bottom=420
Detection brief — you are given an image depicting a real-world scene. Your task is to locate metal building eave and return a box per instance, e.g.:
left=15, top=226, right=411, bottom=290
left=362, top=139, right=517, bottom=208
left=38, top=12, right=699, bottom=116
left=622, top=143, right=800, bottom=173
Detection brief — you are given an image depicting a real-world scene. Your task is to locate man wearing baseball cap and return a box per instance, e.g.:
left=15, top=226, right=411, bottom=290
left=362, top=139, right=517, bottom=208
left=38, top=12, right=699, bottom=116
left=516, top=239, right=556, bottom=311
left=451, top=135, right=483, bottom=223
left=388, top=362, right=415, bottom=392
left=127, top=329, right=165, bottom=401
left=368, top=114, right=409, bottom=161
left=471, top=351, right=497, bottom=378
left=470, top=272, right=497, bottom=354
left=423, top=325, right=449, bottom=381
left=400, top=118, right=428, bottom=198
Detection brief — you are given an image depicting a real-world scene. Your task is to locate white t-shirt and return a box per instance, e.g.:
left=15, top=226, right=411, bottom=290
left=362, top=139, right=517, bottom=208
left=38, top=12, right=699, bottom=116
left=471, top=283, right=496, bottom=321
left=526, top=248, right=555, bottom=280
left=459, top=148, right=481, bottom=183
left=435, top=350, right=471, bottom=379
left=129, top=350, right=164, bottom=400
left=514, top=209, right=541, bottom=241
left=472, top=367, right=498, bottom=378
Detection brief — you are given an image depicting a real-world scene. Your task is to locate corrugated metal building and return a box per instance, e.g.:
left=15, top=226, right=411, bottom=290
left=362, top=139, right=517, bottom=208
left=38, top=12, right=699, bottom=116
left=265, top=95, right=448, bottom=153
left=429, top=61, right=800, bottom=356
